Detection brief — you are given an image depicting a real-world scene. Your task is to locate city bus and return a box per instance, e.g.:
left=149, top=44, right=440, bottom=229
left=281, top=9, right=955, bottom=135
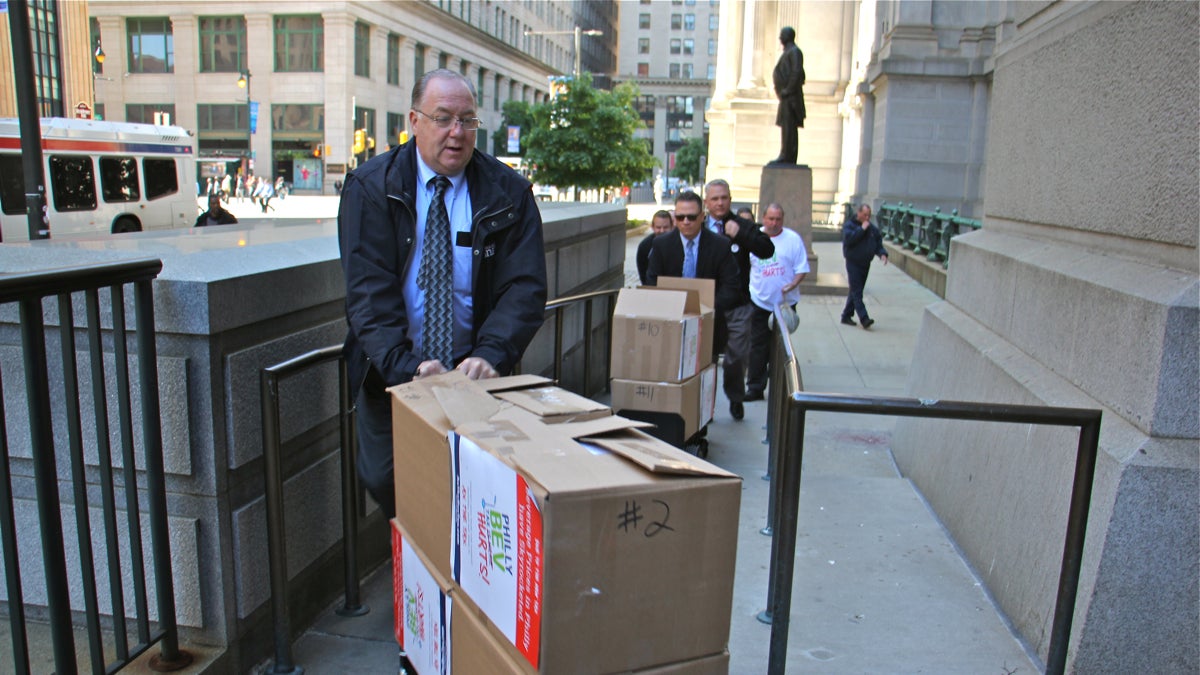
left=0, top=117, right=197, bottom=242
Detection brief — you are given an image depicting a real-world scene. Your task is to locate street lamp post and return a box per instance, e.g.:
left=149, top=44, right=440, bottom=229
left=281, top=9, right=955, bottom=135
left=524, top=26, right=604, bottom=78
left=237, top=71, right=252, bottom=176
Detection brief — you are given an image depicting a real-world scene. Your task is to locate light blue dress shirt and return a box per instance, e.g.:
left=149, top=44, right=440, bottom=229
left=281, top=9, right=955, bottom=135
left=402, top=154, right=474, bottom=364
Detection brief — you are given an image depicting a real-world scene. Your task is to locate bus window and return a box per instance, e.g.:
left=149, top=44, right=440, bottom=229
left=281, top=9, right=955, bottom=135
left=49, top=155, right=97, bottom=212
left=143, top=158, right=178, bottom=200
left=99, top=156, right=140, bottom=202
left=0, top=155, right=25, bottom=215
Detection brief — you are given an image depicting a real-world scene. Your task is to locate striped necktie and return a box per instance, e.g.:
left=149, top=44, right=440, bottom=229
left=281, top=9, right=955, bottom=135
left=418, top=176, right=454, bottom=368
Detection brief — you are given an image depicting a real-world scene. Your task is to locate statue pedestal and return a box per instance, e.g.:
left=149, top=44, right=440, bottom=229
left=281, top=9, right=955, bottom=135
left=759, top=164, right=818, bottom=279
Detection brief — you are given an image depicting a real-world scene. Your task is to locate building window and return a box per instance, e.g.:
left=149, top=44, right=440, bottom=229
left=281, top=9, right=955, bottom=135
left=684, top=14, right=695, bottom=30
left=638, top=13, right=650, bottom=29
left=637, top=62, right=649, bottom=76
left=669, top=63, right=680, bottom=78
left=709, top=14, right=718, bottom=30
left=683, top=38, right=694, bottom=55
left=354, top=21, right=371, bottom=77
left=438, top=52, right=448, bottom=69
left=127, top=17, right=174, bottom=73
left=669, top=39, right=681, bottom=55
left=494, top=73, right=502, bottom=111
left=26, top=0, right=63, bottom=115
left=272, top=104, right=324, bottom=133
left=708, top=39, right=716, bottom=56
left=682, top=63, right=693, bottom=78
left=387, top=33, right=400, bottom=85
left=707, top=63, right=715, bottom=79
left=387, top=111, right=404, bottom=147
left=274, top=15, right=323, bottom=72
left=638, top=38, right=650, bottom=55
left=198, top=103, right=247, bottom=133
left=126, top=103, right=176, bottom=124
left=198, top=16, right=245, bottom=73
left=671, top=14, right=682, bottom=30
left=414, top=43, right=425, bottom=82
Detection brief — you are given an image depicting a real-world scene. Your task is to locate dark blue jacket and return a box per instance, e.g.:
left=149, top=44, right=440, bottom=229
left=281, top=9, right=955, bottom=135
left=842, top=216, right=886, bottom=265
left=338, top=141, right=548, bottom=395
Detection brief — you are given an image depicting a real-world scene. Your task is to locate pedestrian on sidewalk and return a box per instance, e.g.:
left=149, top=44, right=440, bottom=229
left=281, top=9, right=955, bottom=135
left=746, top=203, right=808, bottom=399
left=840, top=204, right=888, bottom=329
left=701, top=179, right=775, bottom=420
left=636, top=210, right=674, bottom=285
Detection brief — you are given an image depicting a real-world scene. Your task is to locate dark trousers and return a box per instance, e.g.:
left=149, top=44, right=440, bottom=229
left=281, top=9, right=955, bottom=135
left=354, top=386, right=395, bottom=519
left=843, top=261, right=871, bottom=321
left=746, top=305, right=779, bottom=394
left=722, top=303, right=754, bottom=403
left=779, top=123, right=799, bottom=163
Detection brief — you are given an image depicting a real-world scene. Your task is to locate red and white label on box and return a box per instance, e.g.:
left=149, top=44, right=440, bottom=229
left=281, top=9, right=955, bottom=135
left=452, top=433, right=543, bottom=669
left=392, top=526, right=451, bottom=674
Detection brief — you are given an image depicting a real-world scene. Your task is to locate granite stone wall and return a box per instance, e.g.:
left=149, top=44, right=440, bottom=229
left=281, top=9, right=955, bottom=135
left=0, top=202, right=626, bottom=669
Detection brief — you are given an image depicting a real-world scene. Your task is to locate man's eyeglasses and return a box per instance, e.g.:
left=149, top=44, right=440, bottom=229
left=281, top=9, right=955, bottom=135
left=412, top=109, right=484, bottom=131
left=674, top=213, right=701, bottom=221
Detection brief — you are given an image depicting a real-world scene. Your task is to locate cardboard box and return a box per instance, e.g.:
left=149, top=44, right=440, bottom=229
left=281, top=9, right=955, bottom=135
left=610, top=364, right=718, bottom=440
left=391, top=519, right=532, bottom=674
left=451, top=406, right=741, bottom=674
left=494, top=385, right=611, bottom=423
left=610, top=285, right=715, bottom=383
left=391, top=373, right=553, bottom=579
left=652, top=277, right=717, bottom=367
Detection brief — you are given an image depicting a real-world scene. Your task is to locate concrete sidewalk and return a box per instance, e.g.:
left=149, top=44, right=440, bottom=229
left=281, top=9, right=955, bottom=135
left=281, top=238, right=1040, bottom=673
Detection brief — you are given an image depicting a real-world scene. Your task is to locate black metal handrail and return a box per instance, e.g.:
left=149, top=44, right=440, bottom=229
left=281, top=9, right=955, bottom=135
left=256, top=284, right=622, bottom=671
left=260, top=345, right=365, bottom=675
left=0, top=258, right=191, bottom=674
left=538, top=287, right=621, bottom=391
left=761, top=305, right=1101, bottom=675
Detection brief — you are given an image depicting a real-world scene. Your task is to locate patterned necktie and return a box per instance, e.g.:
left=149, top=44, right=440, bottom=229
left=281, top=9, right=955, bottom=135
left=418, top=176, right=454, bottom=368
left=683, top=238, right=697, bottom=278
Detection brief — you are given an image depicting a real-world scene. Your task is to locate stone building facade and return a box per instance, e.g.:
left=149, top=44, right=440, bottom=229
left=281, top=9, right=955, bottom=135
left=86, top=0, right=617, bottom=193
left=709, top=1, right=1198, bottom=671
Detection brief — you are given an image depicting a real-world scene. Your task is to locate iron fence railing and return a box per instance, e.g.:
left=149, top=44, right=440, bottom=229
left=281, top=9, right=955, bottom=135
left=877, top=202, right=982, bottom=268
left=0, top=258, right=190, bottom=674
left=760, top=305, right=1101, bottom=675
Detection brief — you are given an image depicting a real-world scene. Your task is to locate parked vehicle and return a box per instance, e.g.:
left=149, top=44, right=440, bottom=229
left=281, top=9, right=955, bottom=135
left=0, top=117, right=197, bottom=241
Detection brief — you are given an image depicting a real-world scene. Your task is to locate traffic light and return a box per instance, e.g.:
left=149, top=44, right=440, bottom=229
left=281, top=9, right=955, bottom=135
left=367, top=136, right=376, bottom=150
left=353, top=129, right=367, bottom=155
left=312, top=144, right=322, bottom=158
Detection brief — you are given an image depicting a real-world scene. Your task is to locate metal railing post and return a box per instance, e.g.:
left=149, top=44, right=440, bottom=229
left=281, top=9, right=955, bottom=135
left=19, top=298, right=77, bottom=675
left=136, top=279, right=192, bottom=670
left=260, top=370, right=300, bottom=674
left=337, top=357, right=367, bottom=617
left=766, top=400, right=806, bottom=675
left=1046, top=414, right=1102, bottom=675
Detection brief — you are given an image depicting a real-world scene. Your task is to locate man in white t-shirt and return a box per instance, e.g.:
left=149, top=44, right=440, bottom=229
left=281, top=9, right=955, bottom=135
left=745, top=203, right=809, bottom=400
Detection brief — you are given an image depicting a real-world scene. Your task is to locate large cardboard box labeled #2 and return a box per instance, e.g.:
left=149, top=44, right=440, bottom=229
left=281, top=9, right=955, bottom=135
left=451, top=406, right=741, bottom=674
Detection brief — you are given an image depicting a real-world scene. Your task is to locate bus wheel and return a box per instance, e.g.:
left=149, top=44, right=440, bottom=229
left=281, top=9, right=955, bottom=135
left=112, top=216, right=141, bottom=234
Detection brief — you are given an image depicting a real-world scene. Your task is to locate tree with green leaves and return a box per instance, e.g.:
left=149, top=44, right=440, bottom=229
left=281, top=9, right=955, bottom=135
left=490, top=100, right=535, bottom=156
left=672, top=136, right=707, bottom=185
left=523, top=74, right=657, bottom=193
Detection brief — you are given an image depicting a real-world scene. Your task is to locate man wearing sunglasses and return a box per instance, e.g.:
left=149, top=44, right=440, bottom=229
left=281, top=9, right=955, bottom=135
left=645, top=190, right=742, bottom=407
left=338, top=69, right=548, bottom=517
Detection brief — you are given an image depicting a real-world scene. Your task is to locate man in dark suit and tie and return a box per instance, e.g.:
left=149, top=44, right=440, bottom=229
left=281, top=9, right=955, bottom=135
left=646, top=191, right=742, bottom=409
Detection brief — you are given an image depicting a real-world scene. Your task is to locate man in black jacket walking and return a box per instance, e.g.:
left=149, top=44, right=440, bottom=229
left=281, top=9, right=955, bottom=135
left=701, top=179, right=775, bottom=420
left=841, top=204, right=888, bottom=330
